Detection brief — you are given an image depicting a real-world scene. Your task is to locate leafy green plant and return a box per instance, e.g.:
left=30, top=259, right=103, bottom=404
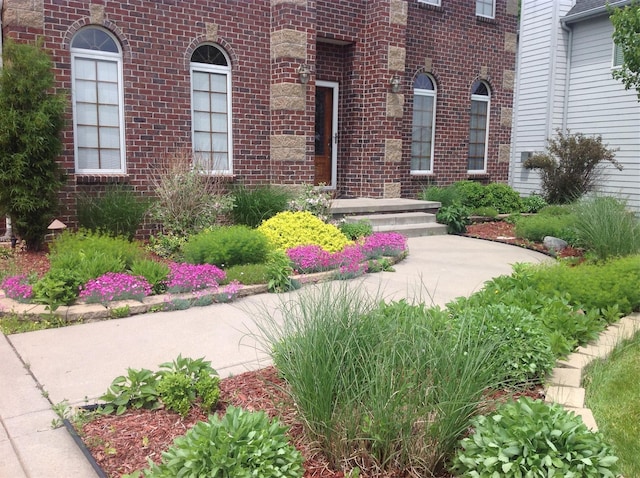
left=266, top=250, right=297, bottom=293
left=367, top=257, right=395, bottom=273
left=452, top=180, right=485, bottom=209
left=524, top=130, right=621, bottom=204
left=514, top=211, right=577, bottom=244
left=451, top=397, right=619, bottom=477
left=231, top=184, right=292, bottom=228
left=32, top=269, right=83, bottom=310
left=287, top=184, right=333, bottom=222
left=141, top=406, right=303, bottom=478
left=520, top=194, right=548, bottom=213
left=571, top=196, right=640, bottom=260
left=258, top=211, right=351, bottom=252
left=0, top=39, right=66, bottom=251
left=471, top=206, right=499, bottom=218
left=182, top=226, right=269, bottom=267
left=146, top=232, right=187, bottom=260
left=109, top=305, right=131, bottom=319
left=129, top=259, right=169, bottom=294
left=436, top=203, right=471, bottom=233
left=99, top=368, right=161, bottom=416
left=339, top=220, right=373, bottom=240
left=418, top=184, right=461, bottom=207
left=77, top=184, right=151, bottom=240
left=478, top=182, right=523, bottom=213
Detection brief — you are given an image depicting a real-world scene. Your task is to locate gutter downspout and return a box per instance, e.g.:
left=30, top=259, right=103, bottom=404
left=560, top=19, right=573, bottom=131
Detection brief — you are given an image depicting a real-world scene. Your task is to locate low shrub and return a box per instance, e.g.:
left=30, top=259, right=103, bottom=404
left=477, top=182, right=522, bottom=213
left=520, top=194, right=548, bottom=213
left=77, top=184, right=151, bottom=240
left=146, top=232, right=187, bottom=260
left=231, top=184, right=292, bottom=228
left=451, top=397, right=619, bottom=477
left=266, top=250, right=298, bottom=293
left=339, top=220, right=373, bottom=240
left=32, top=268, right=83, bottom=309
left=418, top=184, right=460, bottom=207
left=287, top=184, right=333, bottom=222
left=514, top=212, right=577, bottom=244
left=258, top=211, right=351, bottom=253
left=571, top=196, right=640, bottom=260
left=182, top=226, right=270, bottom=267
left=471, top=206, right=499, bottom=218
left=129, top=259, right=169, bottom=295
left=141, top=406, right=303, bottom=478
left=436, top=203, right=471, bottom=233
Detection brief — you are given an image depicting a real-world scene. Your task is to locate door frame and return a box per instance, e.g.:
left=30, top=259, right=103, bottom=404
left=316, top=80, right=339, bottom=190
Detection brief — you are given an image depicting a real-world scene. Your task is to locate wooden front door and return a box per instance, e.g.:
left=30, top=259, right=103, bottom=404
left=314, top=86, right=333, bottom=186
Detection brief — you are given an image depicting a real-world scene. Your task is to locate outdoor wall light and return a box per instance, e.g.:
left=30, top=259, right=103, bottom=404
left=390, top=75, right=401, bottom=93
left=297, top=64, right=311, bottom=84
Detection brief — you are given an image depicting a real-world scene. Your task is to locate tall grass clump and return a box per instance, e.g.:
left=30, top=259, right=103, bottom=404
left=514, top=205, right=577, bottom=243
left=571, top=196, right=640, bottom=260
left=77, top=184, right=151, bottom=240
left=231, top=184, right=292, bottom=228
left=257, top=284, right=504, bottom=476
left=182, top=226, right=269, bottom=267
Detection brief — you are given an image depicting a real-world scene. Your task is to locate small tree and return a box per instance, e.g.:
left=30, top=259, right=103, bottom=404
left=610, top=0, right=640, bottom=99
left=0, top=39, right=66, bottom=250
left=524, top=130, right=621, bottom=204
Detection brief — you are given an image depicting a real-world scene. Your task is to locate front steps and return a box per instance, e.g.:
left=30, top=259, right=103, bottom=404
left=331, top=198, right=447, bottom=237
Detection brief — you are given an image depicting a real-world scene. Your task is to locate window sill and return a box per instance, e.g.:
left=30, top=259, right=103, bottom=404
left=75, top=174, right=129, bottom=185
left=476, top=15, right=497, bottom=25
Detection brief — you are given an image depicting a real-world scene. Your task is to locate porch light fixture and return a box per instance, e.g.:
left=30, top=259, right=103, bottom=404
left=390, top=75, right=401, bottom=93
left=297, top=64, right=311, bottom=84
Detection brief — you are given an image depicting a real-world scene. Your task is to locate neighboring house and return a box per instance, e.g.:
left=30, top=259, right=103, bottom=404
left=1, top=0, right=517, bottom=231
left=511, top=0, right=640, bottom=212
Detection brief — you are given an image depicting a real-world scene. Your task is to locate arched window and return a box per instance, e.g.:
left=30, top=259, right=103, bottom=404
left=468, top=80, right=490, bottom=172
left=411, top=73, right=437, bottom=174
left=71, top=27, right=125, bottom=173
left=190, top=45, right=232, bottom=173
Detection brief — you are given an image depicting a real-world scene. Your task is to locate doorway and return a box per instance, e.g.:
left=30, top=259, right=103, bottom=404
left=314, top=81, right=338, bottom=188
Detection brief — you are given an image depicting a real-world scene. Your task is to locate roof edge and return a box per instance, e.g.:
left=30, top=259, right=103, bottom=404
left=563, top=0, right=631, bottom=24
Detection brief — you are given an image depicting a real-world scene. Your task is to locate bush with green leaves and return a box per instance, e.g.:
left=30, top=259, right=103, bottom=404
left=452, top=180, right=486, bottom=209
left=0, top=39, right=66, bottom=251
left=32, top=268, right=83, bottom=310
left=99, top=367, right=161, bottom=416
left=451, top=397, right=619, bottom=477
left=287, top=184, right=333, bottom=222
left=258, top=284, right=505, bottom=475
left=514, top=208, right=578, bottom=244
left=524, top=130, right=621, bottom=204
left=146, top=232, right=187, bottom=260
left=471, top=206, right=499, bottom=218
left=266, top=250, right=298, bottom=293
left=77, top=184, right=151, bottom=240
left=129, top=259, right=169, bottom=295
left=436, top=203, right=471, bottom=233
left=478, top=182, right=523, bottom=213
left=231, top=184, right=292, bottom=228
left=182, top=226, right=270, bottom=267
left=418, top=184, right=461, bottom=207
left=258, top=211, right=351, bottom=252
left=571, top=196, right=640, bottom=260
left=140, top=406, right=303, bottom=478
left=339, top=220, right=373, bottom=240
left=520, top=194, right=548, bottom=213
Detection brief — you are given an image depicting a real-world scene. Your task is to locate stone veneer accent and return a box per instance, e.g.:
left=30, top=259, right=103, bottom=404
left=389, top=0, right=408, bottom=26
left=504, top=32, right=517, bottom=53
left=480, top=65, right=489, bottom=78
left=388, top=45, right=406, bottom=72
left=89, top=4, right=105, bottom=24
left=271, top=83, right=306, bottom=111
left=424, top=57, right=433, bottom=72
left=205, top=23, right=218, bottom=42
left=386, top=92, right=404, bottom=118
left=271, top=29, right=307, bottom=60
left=501, top=106, right=513, bottom=128
left=3, top=0, right=44, bottom=28
left=506, top=0, right=519, bottom=16
left=385, top=138, right=403, bottom=163
left=270, top=134, right=306, bottom=162
left=383, top=182, right=401, bottom=198
left=498, top=144, right=510, bottom=163
left=503, top=69, right=515, bottom=91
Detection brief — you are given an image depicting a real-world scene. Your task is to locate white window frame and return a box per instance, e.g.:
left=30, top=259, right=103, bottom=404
left=612, top=42, right=624, bottom=69
left=468, top=82, right=490, bottom=174
left=190, top=45, right=233, bottom=175
left=476, top=0, right=495, bottom=19
left=411, top=75, right=437, bottom=175
left=71, top=27, right=126, bottom=174
left=418, top=0, right=441, bottom=6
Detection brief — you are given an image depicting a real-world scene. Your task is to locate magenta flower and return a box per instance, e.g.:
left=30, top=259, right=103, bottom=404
left=287, top=245, right=333, bottom=274
left=1, top=275, right=33, bottom=303
left=79, top=273, right=152, bottom=305
left=331, top=245, right=368, bottom=279
left=361, top=232, right=407, bottom=259
left=166, top=263, right=226, bottom=293
left=215, top=280, right=243, bottom=303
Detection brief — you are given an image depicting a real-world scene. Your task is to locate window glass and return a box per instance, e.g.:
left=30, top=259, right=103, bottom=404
left=468, top=81, right=490, bottom=172
left=411, top=74, right=437, bottom=173
left=476, top=0, right=495, bottom=18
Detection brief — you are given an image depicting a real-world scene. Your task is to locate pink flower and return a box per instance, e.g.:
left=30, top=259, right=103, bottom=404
left=361, top=232, right=407, bottom=259
left=287, top=245, right=333, bottom=273
left=0, top=275, right=33, bottom=303
left=79, top=273, right=152, bottom=305
left=166, top=263, right=226, bottom=293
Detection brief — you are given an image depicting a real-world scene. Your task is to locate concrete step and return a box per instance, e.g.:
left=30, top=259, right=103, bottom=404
left=331, top=198, right=440, bottom=216
left=375, top=222, right=448, bottom=238
left=344, top=212, right=438, bottom=227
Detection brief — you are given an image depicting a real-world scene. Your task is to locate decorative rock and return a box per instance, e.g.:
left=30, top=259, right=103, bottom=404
left=543, top=236, right=568, bottom=252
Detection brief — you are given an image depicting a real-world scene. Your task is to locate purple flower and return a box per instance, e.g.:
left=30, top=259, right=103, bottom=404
left=287, top=245, right=333, bottom=273
left=214, top=280, right=242, bottom=303
left=361, top=232, right=408, bottom=259
left=331, top=245, right=368, bottom=279
left=0, top=275, right=33, bottom=303
left=166, top=263, right=226, bottom=293
left=79, top=273, right=152, bottom=305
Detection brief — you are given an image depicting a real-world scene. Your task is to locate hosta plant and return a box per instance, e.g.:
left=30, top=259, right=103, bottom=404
left=451, top=397, right=619, bottom=477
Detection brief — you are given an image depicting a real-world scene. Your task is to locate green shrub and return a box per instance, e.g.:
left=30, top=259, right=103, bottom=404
left=571, top=196, right=640, bottom=260
left=339, top=220, right=373, bottom=240
left=514, top=213, right=577, bottom=244
left=99, top=367, right=161, bottom=416
left=266, top=250, right=297, bottom=293
left=258, top=284, right=504, bottom=475
left=471, top=206, right=499, bottom=218
left=231, top=184, right=292, bottom=228
left=129, top=259, right=169, bottom=295
left=418, top=185, right=461, bottom=207
left=524, top=129, right=621, bottom=204
left=77, top=184, right=151, bottom=240
left=258, top=211, right=351, bottom=252
left=287, top=184, right=333, bottom=223
left=478, top=182, right=523, bottom=213
left=32, top=268, right=83, bottom=310
left=142, top=406, right=303, bottom=478
left=223, top=263, right=269, bottom=285
left=452, top=180, right=485, bottom=209
left=182, top=226, right=270, bottom=267
left=520, top=194, right=548, bottom=213
left=436, top=203, right=471, bottom=233
left=452, top=397, right=619, bottom=477
left=146, top=232, right=187, bottom=260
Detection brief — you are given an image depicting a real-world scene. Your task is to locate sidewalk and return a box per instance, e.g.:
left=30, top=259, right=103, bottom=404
left=0, top=235, right=550, bottom=477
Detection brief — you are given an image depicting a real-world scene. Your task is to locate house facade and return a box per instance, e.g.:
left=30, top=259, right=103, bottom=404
left=1, top=0, right=517, bottom=231
left=511, top=0, right=640, bottom=212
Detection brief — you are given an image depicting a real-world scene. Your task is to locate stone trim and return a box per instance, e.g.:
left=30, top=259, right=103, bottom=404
left=504, top=32, right=517, bottom=54
left=205, top=23, right=219, bottom=42
left=500, top=107, right=513, bottom=128
left=89, top=4, right=105, bottom=24
left=498, top=144, right=510, bottom=163
left=386, top=92, right=404, bottom=118
left=271, top=83, right=306, bottom=111
left=388, top=45, right=406, bottom=72
left=270, top=134, right=307, bottom=162
left=503, top=69, right=515, bottom=91
left=384, top=138, right=403, bottom=163
left=3, top=0, right=44, bottom=29
left=271, top=28, right=307, bottom=61
left=383, top=182, right=401, bottom=198
left=389, top=0, right=408, bottom=26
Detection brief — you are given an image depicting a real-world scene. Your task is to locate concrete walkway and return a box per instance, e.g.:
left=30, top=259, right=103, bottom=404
left=0, top=235, right=551, bottom=477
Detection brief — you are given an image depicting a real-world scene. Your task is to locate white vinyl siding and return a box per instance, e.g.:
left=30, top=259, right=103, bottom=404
left=71, top=29, right=125, bottom=173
